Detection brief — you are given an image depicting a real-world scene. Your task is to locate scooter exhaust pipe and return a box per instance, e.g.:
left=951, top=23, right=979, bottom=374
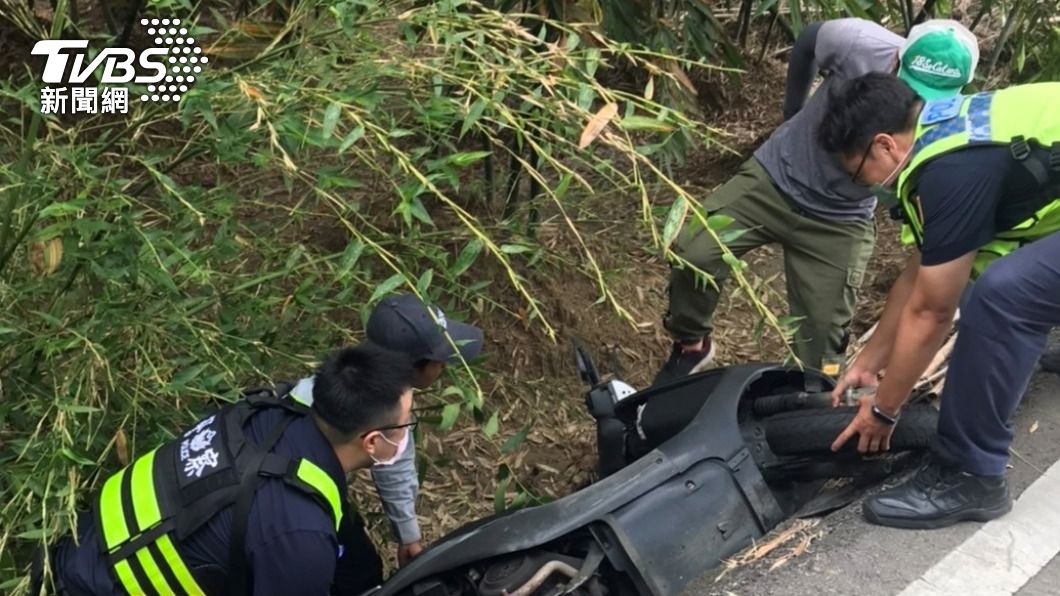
left=502, top=560, right=579, bottom=596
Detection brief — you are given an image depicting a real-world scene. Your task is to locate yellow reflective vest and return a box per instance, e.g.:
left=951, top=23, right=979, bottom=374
left=896, top=83, right=1060, bottom=275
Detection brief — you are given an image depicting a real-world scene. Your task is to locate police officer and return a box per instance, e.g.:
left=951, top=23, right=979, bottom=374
left=819, top=72, right=1060, bottom=528
left=287, top=294, right=483, bottom=592
left=49, top=343, right=416, bottom=594
left=656, top=19, right=979, bottom=384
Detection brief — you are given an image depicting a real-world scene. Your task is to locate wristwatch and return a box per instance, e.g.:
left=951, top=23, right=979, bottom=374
left=870, top=399, right=900, bottom=426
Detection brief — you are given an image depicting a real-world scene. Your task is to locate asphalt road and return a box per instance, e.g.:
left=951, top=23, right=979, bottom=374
left=685, top=349, right=1060, bottom=596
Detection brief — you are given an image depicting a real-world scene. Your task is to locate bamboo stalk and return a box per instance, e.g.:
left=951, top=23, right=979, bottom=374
left=922, top=333, right=957, bottom=381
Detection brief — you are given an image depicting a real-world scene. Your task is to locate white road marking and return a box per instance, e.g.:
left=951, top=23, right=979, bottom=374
left=898, top=459, right=1060, bottom=596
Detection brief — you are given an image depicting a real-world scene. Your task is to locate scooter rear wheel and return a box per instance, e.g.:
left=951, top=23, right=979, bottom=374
left=764, top=405, right=938, bottom=455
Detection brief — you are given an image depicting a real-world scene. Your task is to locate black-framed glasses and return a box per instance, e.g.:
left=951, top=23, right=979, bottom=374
left=362, top=414, right=419, bottom=437
left=850, top=141, right=875, bottom=184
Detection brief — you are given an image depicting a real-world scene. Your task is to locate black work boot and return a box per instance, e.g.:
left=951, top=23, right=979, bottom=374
left=652, top=338, right=716, bottom=387
left=1040, top=347, right=1060, bottom=375
left=863, top=458, right=1012, bottom=529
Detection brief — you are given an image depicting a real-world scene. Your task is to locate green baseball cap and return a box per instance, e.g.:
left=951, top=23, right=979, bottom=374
left=898, top=20, right=979, bottom=100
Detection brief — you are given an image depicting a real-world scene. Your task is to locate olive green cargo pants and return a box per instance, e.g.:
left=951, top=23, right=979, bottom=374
left=664, top=157, right=876, bottom=368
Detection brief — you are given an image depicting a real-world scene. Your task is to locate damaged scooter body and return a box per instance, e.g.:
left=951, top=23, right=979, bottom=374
left=368, top=364, right=833, bottom=596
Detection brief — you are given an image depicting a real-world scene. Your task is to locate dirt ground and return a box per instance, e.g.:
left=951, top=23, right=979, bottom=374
left=350, top=49, right=914, bottom=563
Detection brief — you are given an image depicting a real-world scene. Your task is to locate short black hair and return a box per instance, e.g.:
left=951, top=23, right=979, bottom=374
left=312, top=343, right=413, bottom=437
left=818, top=72, right=921, bottom=156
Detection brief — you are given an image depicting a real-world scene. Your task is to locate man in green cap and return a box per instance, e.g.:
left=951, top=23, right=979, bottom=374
left=655, top=19, right=979, bottom=384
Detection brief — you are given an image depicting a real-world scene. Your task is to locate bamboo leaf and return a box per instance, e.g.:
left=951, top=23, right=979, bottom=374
left=321, top=102, right=341, bottom=141
left=450, top=238, right=484, bottom=277
left=707, top=214, right=734, bottom=230
left=439, top=403, right=461, bottom=431
left=29, top=238, right=63, bottom=276
left=578, top=102, right=618, bottom=148
left=115, top=429, right=129, bottom=466
left=662, top=197, right=687, bottom=247
left=416, top=269, right=433, bottom=295
left=16, top=529, right=49, bottom=540
left=621, top=115, right=675, bottom=132
left=668, top=62, right=698, bottom=95
left=338, top=126, right=365, bottom=153
left=60, top=447, right=95, bottom=466
left=501, top=425, right=530, bottom=453
left=39, top=201, right=86, bottom=218
left=461, top=98, right=488, bottom=137
left=500, top=244, right=532, bottom=254
left=370, top=274, right=407, bottom=304
left=483, top=411, right=499, bottom=437
left=720, top=228, right=751, bottom=244
left=554, top=173, right=574, bottom=200
left=170, top=363, right=208, bottom=388
left=447, top=151, right=492, bottom=167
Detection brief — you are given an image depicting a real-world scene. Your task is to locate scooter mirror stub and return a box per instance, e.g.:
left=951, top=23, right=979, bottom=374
left=606, top=380, right=637, bottom=403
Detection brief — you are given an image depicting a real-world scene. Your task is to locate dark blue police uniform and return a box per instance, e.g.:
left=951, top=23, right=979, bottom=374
left=53, top=409, right=352, bottom=595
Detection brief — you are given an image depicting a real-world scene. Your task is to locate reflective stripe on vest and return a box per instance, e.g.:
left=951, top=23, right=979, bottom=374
left=295, top=459, right=343, bottom=531
left=895, top=83, right=1060, bottom=274
left=100, top=449, right=206, bottom=596
left=97, top=400, right=343, bottom=595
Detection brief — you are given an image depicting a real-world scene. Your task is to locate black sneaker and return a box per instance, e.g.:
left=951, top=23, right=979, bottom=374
left=863, top=459, right=1012, bottom=530
left=652, top=338, right=716, bottom=387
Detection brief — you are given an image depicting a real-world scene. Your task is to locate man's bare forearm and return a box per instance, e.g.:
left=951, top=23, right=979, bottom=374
left=854, top=253, right=921, bottom=373
left=874, top=304, right=954, bottom=413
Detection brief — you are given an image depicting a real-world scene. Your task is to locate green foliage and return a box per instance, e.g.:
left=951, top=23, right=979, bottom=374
left=1006, top=2, right=1060, bottom=83
left=3, top=0, right=1053, bottom=588
left=0, top=0, right=756, bottom=585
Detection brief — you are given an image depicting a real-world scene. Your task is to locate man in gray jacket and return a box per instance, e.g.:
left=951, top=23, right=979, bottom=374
left=656, top=19, right=979, bottom=383
left=290, top=294, right=483, bottom=594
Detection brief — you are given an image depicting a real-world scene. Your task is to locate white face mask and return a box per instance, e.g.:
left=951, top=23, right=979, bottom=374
left=370, top=429, right=409, bottom=466
left=870, top=143, right=914, bottom=209
left=880, top=143, right=914, bottom=188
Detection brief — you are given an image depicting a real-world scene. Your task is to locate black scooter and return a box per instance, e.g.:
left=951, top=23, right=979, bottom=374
left=365, top=350, right=937, bottom=596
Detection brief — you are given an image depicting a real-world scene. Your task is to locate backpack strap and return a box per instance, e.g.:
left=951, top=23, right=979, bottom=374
left=1049, top=142, right=1060, bottom=192
left=227, top=413, right=298, bottom=596
left=244, top=383, right=309, bottom=415
left=1011, top=136, right=1051, bottom=187
left=1011, top=137, right=1060, bottom=188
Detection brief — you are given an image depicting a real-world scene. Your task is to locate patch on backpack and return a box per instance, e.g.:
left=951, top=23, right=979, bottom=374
left=177, top=414, right=229, bottom=482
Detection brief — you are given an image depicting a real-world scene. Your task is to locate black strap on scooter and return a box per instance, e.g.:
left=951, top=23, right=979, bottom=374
left=227, top=413, right=297, bottom=596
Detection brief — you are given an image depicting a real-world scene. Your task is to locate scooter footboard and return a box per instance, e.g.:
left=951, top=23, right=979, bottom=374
left=594, top=459, right=766, bottom=596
